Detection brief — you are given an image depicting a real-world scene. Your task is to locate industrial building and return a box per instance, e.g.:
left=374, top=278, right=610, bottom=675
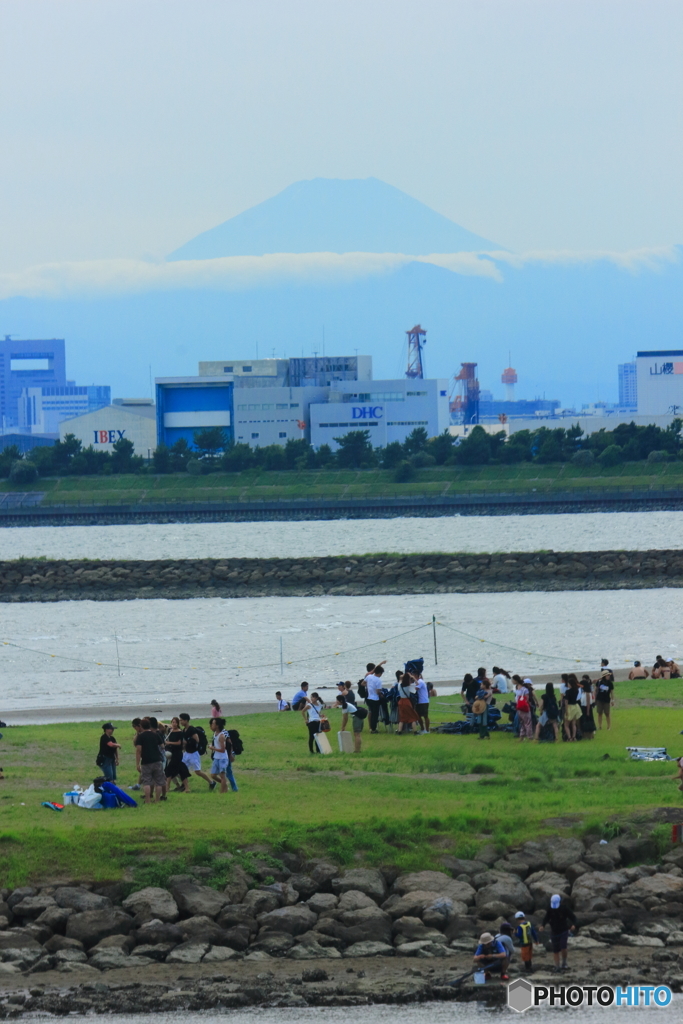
left=633, top=350, right=683, bottom=416
left=59, top=399, right=157, bottom=456
left=618, top=362, right=638, bottom=410
left=156, top=352, right=449, bottom=451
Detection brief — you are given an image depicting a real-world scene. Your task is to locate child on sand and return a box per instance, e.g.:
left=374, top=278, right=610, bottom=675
left=514, top=910, right=540, bottom=973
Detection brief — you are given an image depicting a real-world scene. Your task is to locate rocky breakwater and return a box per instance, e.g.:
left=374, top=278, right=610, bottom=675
left=2, top=549, right=683, bottom=602
left=2, top=835, right=683, bottom=1012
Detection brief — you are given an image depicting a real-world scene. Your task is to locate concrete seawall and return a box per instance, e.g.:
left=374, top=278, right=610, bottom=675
left=1, top=550, right=681, bottom=601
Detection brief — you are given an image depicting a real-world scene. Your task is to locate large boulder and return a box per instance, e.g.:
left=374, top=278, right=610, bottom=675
left=540, top=838, right=586, bottom=873
left=242, top=890, right=281, bottom=916
left=11, top=896, right=57, bottom=920
left=131, top=943, right=176, bottom=962
left=89, top=934, right=135, bottom=954
left=179, top=914, right=232, bottom=945
left=308, top=861, right=341, bottom=891
left=122, top=887, right=179, bottom=923
left=493, top=858, right=531, bottom=879
left=54, top=888, right=111, bottom=913
left=0, top=932, right=42, bottom=950
left=134, top=921, right=184, bottom=946
left=393, top=872, right=475, bottom=905
left=216, top=904, right=259, bottom=931
left=66, top=909, right=135, bottom=949
left=259, top=882, right=300, bottom=906
left=203, top=945, right=239, bottom=962
left=289, top=940, right=342, bottom=959
left=393, top=916, right=448, bottom=944
left=288, top=875, right=318, bottom=901
left=220, top=925, right=252, bottom=951
left=258, top=905, right=317, bottom=936
left=571, top=872, right=628, bottom=912
left=440, top=856, right=488, bottom=877
left=166, top=941, right=210, bottom=964
left=307, top=893, right=338, bottom=914
left=337, top=890, right=377, bottom=913
left=44, top=935, right=85, bottom=954
left=89, top=949, right=151, bottom=970
left=222, top=865, right=251, bottom=905
left=582, top=920, right=625, bottom=943
left=526, top=871, right=571, bottom=911
left=618, top=838, right=658, bottom=865
left=6, top=888, right=35, bottom=909
left=342, top=940, right=393, bottom=957
left=342, top=907, right=392, bottom=945
left=168, top=878, right=229, bottom=919
left=383, top=890, right=468, bottom=920
left=517, top=842, right=552, bottom=872
left=475, top=874, right=532, bottom=913
left=35, top=906, right=72, bottom=934
left=251, top=932, right=295, bottom=954
left=621, top=874, right=683, bottom=902
left=422, top=897, right=461, bottom=930
left=331, top=869, right=387, bottom=902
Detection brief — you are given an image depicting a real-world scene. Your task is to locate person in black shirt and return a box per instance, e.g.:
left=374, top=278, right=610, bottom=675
left=164, top=716, right=186, bottom=792
left=461, top=673, right=479, bottom=710
left=595, top=673, right=615, bottom=731
left=178, top=713, right=215, bottom=791
left=98, top=724, right=121, bottom=782
left=134, top=718, right=166, bottom=804
left=540, top=894, right=576, bottom=972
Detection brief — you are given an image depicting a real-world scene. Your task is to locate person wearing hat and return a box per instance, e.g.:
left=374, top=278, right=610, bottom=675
left=540, top=893, right=576, bottom=972
left=473, top=931, right=509, bottom=981
left=97, top=723, right=121, bottom=782
left=514, top=910, right=539, bottom=973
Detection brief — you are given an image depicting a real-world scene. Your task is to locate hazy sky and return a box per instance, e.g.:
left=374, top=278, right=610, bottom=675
left=0, top=0, right=681, bottom=271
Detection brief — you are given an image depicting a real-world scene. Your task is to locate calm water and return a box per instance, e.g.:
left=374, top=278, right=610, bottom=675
left=43, top=1000, right=681, bottom=1023
left=2, top=510, right=683, bottom=561
left=1, top=588, right=680, bottom=711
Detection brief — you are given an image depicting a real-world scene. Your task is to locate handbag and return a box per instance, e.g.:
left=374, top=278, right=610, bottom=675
left=320, top=718, right=331, bottom=733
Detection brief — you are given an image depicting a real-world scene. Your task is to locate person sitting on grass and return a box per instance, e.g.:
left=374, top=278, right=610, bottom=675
left=628, top=661, right=649, bottom=679
left=473, top=931, right=509, bottom=981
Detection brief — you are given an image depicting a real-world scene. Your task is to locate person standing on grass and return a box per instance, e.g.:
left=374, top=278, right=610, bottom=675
left=304, top=692, right=325, bottom=753
left=562, top=678, right=582, bottom=741
left=98, top=724, right=121, bottom=782
left=179, top=713, right=215, bottom=790
left=580, top=678, right=596, bottom=739
left=333, top=692, right=364, bottom=753
left=461, top=673, right=479, bottom=711
left=365, top=663, right=387, bottom=734
left=595, top=672, right=615, bottom=731
left=134, top=717, right=166, bottom=805
left=413, top=671, right=431, bottom=734
left=534, top=683, right=560, bottom=742
left=514, top=677, right=533, bottom=741
left=396, top=673, right=420, bottom=735
left=131, top=717, right=143, bottom=781
left=209, top=717, right=238, bottom=792
left=164, top=716, right=185, bottom=792
left=540, top=894, right=576, bottom=973
left=209, top=698, right=223, bottom=720
left=671, top=756, right=683, bottom=795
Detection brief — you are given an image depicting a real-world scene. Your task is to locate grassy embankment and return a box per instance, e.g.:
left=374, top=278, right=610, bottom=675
left=0, top=681, right=680, bottom=887
left=2, top=461, right=683, bottom=505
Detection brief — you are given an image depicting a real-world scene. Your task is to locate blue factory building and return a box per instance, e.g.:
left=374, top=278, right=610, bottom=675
left=155, top=376, right=234, bottom=448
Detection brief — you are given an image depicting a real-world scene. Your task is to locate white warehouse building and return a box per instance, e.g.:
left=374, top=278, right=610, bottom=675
left=635, top=350, right=683, bottom=416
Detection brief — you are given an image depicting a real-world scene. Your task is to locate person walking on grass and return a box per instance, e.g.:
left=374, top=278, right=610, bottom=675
left=595, top=671, right=615, bottom=730
left=209, top=717, right=238, bottom=792
left=397, top=673, right=420, bottom=735
left=134, top=717, right=166, bottom=805
left=540, top=894, right=576, bottom=973
left=513, top=677, right=533, bottom=741
left=164, top=716, right=185, bottom=792
left=98, top=724, right=121, bottom=782
left=303, top=692, right=325, bottom=753
left=179, top=713, right=215, bottom=791
left=534, top=683, right=560, bottom=742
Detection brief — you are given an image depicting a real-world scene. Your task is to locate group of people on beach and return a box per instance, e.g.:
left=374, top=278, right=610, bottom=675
left=474, top=893, right=577, bottom=981
left=97, top=699, right=240, bottom=804
left=461, top=661, right=616, bottom=742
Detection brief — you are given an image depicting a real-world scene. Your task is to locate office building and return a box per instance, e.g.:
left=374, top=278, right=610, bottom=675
left=0, top=336, right=66, bottom=429
left=198, top=355, right=372, bottom=388
left=18, top=385, right=111, bottom=435
left=618, top=362, right=637, bottom=410
left=635, top=350, right=683, bottom=416
left=59, top=399, right=157, bottom=456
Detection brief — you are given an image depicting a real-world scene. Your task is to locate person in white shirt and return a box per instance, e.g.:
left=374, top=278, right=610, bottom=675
left=304, top=693, right=325, bottom=753
left=412, top=674, right=431, bottom=734
left=364, top=661, right=387, bottom=733
left=275, top=691, right=290, bottom=711
left=491, top=667, right=510, bottom=694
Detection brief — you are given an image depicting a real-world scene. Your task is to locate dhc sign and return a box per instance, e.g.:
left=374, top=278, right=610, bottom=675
left=93, top=430, right=126, bottom=444
left=351, top=406, right=383, bottom=419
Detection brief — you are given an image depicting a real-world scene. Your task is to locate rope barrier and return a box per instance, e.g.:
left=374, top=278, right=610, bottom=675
left=434, top=620, right=593, bottom=665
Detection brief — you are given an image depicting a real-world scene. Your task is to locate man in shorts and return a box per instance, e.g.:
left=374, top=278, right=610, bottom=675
left=134, top=717, right=166, bottom=804
left=541, top=894, right=576, bottom=972
left=473, top=931, right=509, bottom=981
left=333, top=691, right=364, bottom=753
left=413, top=672, right=431, bottom=734
left=179, top=713, right=215, bottom=791
left=595, top=672, right=615, bottom=730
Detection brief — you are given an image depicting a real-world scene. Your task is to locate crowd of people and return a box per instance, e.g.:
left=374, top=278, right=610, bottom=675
left=97, top=700, right=240, bottom=804
left=276, top=659, right=438, bottom=753
left=473, top=892, right=577, bottom=981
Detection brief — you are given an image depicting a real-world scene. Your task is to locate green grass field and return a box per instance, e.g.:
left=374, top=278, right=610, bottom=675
left=0, top=683, right=680, bottom=888
left=2, top=460, right=683, bottom=506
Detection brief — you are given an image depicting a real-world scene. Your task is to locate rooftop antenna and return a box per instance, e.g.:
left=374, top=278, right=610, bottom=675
left=405, top=325, right=427, bottom=379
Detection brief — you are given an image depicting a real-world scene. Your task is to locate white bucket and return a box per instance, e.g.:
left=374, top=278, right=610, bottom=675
left=473, top=971, right=487, bottom=985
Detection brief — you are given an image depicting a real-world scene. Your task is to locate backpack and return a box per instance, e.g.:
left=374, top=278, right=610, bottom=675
left=353, top=706, right=368, bottom=720
left=405, top=658, right=424, bottom=678
left=194, top=726, right=208, bottom=756
left=228, top=729, right=244, bottom=755
left=357, top=681, right=368, bottom=699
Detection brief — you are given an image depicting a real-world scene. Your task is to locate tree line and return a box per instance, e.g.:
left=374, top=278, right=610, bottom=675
left=1, top=419, right=682, bottom=483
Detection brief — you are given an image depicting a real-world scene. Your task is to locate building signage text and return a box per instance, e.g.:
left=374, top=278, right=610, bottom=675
left=351, top=406, right=383, bottom=419
left=93, top=430, right=126, bottom=444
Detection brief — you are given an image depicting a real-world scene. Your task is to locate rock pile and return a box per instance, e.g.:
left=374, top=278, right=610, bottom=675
left=2, top=836, right=683, bottom=976
left=1, top=550, right=682, bottom=603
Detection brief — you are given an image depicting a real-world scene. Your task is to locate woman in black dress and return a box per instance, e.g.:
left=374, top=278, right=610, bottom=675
left=164, top=716, right=185, bottom=791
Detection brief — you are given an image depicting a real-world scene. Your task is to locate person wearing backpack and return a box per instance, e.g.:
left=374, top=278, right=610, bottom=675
left=514, top=911, right=539, bottom=973
left=534, top=683, right=560, bottom=742
left=178, top=713, right=215, bottom=791
left=209, top=717, right=238, bottom=793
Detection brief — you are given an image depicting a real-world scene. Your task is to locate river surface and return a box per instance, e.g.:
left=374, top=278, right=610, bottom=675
left=35, top=999, right=680, bottom=1023
left=1, top=589, right=680, bottom=712
left=2, top=511, right=683, bottom=560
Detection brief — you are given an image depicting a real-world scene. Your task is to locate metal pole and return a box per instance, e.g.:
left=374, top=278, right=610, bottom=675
left=280, top=636, right=284, bottom=675
left=432, top=615, right=438, bottom=666
left=114, top=635, right=121, bottom=677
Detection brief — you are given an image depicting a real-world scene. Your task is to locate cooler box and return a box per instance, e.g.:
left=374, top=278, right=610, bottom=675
left=337, top=731, right=353, bottom=753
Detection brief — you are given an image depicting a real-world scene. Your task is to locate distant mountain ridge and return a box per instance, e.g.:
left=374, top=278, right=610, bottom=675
left=168, top=177, right=499, bottom=260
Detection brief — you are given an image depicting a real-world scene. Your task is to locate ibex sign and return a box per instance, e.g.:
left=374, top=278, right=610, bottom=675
left=93, top=430, right=126, bottom=443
